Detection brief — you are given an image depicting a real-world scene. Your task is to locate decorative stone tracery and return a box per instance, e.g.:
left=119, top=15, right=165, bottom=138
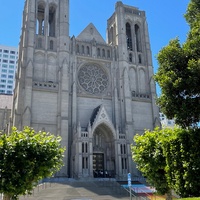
left=78, top=64, right=108, bottom=95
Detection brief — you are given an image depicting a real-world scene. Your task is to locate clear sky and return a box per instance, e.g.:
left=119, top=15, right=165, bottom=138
left=0, top=0, right=190, bottom=95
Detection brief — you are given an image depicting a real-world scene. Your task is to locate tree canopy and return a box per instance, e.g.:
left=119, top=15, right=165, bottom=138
left=154, top=0, right=200, bottom=128
left=0, top=127, right=65, bottom=200
left=132, top=127, right=200, bottom=198
left=132, top=0, right=200, bottom=199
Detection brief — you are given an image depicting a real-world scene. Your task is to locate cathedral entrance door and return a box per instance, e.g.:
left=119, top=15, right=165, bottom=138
left=93, top=124, right=115, bottom=178
left=93, top=153, right=104, bottom=177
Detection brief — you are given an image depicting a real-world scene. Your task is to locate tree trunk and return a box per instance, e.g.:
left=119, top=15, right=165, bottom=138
left=166, top=190, right=172, bottom=200
left=3, top=194, right=12, bottom=200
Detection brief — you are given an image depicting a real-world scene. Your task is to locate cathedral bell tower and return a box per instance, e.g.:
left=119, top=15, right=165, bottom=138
left=106, top=1, right=160, bottom=175
left=12, top=0, right=70, bottom=176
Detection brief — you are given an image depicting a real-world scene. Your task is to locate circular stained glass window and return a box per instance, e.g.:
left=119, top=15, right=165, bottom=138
left=78, top=64, right=108, bottom=94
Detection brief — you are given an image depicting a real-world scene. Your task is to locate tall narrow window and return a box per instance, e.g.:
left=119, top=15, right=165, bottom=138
left=82, top=142, right=84, bottom=153
left=48, top=6, right=56, bottom=37
left=82, top=157, right=85, bottom=169
left=126, top=23, right=132, bottom=51
left=50, top=40, right=53, bottom=50
left=138, top=54, right=142, bottom=64
left=125, top=158, right=127, bottom=169
left=120, top=144, right=123, bottom=154
left=82, top=45, right=85, bottom=54
left=102, top=49, right=105, bottom=57
left=86, top=157, right=88, bottom=169
left=87, top=46, right=90, bottom=55
left=76, top=44, right=79, bottom=53
left=129, top=53, right=132, bottom=62
left=135, top=24, right=142, bottom=52
left=109, top=27, right=114, bottom=44
left=85, top=143, right=88, bottom=153
left=37, top=4, right=45, bottom=35
left=122, top=158, right=124, bottom=169
left=97, top=48, right=101, bottom=57
left=107, top=50, right=110, bottom=58
left=36, top=20, right=39, bottom=34
left=124, top=144, right=126, bottom=154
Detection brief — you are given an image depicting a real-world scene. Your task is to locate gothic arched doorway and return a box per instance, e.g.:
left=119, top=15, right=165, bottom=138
left=92, top=123, right=115, bottom=178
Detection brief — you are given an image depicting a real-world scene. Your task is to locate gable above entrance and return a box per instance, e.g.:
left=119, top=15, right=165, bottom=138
left=89, top=105, right=116, bottom=138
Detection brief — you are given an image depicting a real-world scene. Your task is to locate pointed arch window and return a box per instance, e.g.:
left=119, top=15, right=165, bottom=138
left=129, top=53, right=133, bottom=62
left=48, top=5, right=56, bottom=37
left=36, top=4, right=45, bottom=35
left=138, top=54, right=142, bottom=64
left=109, top=27, right=114, bottom=44
left=135, top=24, right=142, bottom=52
left=107, top=50, right=110, bottom=58
left=102, top=49, right=105, bottom=57
left=85, top=143, right=88, bottom=153
left=124, top=144, right=126, bottom=154
left=126, top=22, right=133, bottom=51
left=82, top=142, right=84, bottom=153
left=97, top=48, right=101, bottom=57
left=87, top=46, right=90, bottom=55
left=82, top=45, right=85, bottom=54
left=76, top=44, right=79, bottom=54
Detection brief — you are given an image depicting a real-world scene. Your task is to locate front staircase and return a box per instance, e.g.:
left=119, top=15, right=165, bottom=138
left=19, top=178, right=130, bottom=200
left=18, top=178, right=166, bottom=200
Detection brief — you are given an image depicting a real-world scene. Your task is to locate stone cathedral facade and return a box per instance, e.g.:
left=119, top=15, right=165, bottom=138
left=11, top=0, right=160, bottom=179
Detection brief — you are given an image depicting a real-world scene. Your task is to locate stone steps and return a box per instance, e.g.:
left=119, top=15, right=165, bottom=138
left=19, top=180, right=130, bottom=200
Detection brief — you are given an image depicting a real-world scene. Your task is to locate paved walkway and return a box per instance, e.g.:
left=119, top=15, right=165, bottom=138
left=19, top=180, right=130, bottom=200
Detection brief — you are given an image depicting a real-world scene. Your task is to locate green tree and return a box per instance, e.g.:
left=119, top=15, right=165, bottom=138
left=132, top=128, right=171, bottom=199
left=132, top=127, right=200, bottom=199
left=154, top=0, right=200, bottom=128
left=163, top=127, right=200, bottom=197
left=0, top=126, right=65, bottom=200
left=132, top=0, right=200, bottom=198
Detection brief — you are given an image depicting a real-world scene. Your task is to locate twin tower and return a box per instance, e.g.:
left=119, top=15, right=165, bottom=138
left=12, top=0, right=159, bottom=179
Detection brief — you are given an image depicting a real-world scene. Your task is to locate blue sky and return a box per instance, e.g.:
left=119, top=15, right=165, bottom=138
left=0, top=0, right=190, bottom=95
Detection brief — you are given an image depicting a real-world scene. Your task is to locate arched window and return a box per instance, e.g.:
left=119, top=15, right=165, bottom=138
left=107, top=50, right=110, bottom=58
left=129, top=53, right=132, bottom=62
left=87, top=46, right=90, bottom=55
left=36, top=4, right=45, bottom=35
left=135, top=24, right=142, bottom=52
left=82, top=45, right=85, bottom=54
left=126, top=22, right=133, bottom=51
left=76, top=44, right=79, bottom=53
left=124, top=144, right=126, bottom=154
left=138, top=54, right=142, bottom=64
left=48, top=5, right=56, bottom=37
left=36, top=19, right=39, bottom=34
left=102, top=49, right=105, bottom=57
left=85, top=143, right=88, bottom=153
left=97, top=48, right=101, bottom=57
left=82, top=142, right=84, bottom=153
left=109, top=27, right=114, bottom=44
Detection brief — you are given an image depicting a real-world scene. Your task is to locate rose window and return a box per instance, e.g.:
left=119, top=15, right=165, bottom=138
left=78, top=64, right=108, bottom=94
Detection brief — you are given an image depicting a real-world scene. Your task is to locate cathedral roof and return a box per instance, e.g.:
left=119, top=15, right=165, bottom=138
left=76, top=23, right=106, bottom=44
